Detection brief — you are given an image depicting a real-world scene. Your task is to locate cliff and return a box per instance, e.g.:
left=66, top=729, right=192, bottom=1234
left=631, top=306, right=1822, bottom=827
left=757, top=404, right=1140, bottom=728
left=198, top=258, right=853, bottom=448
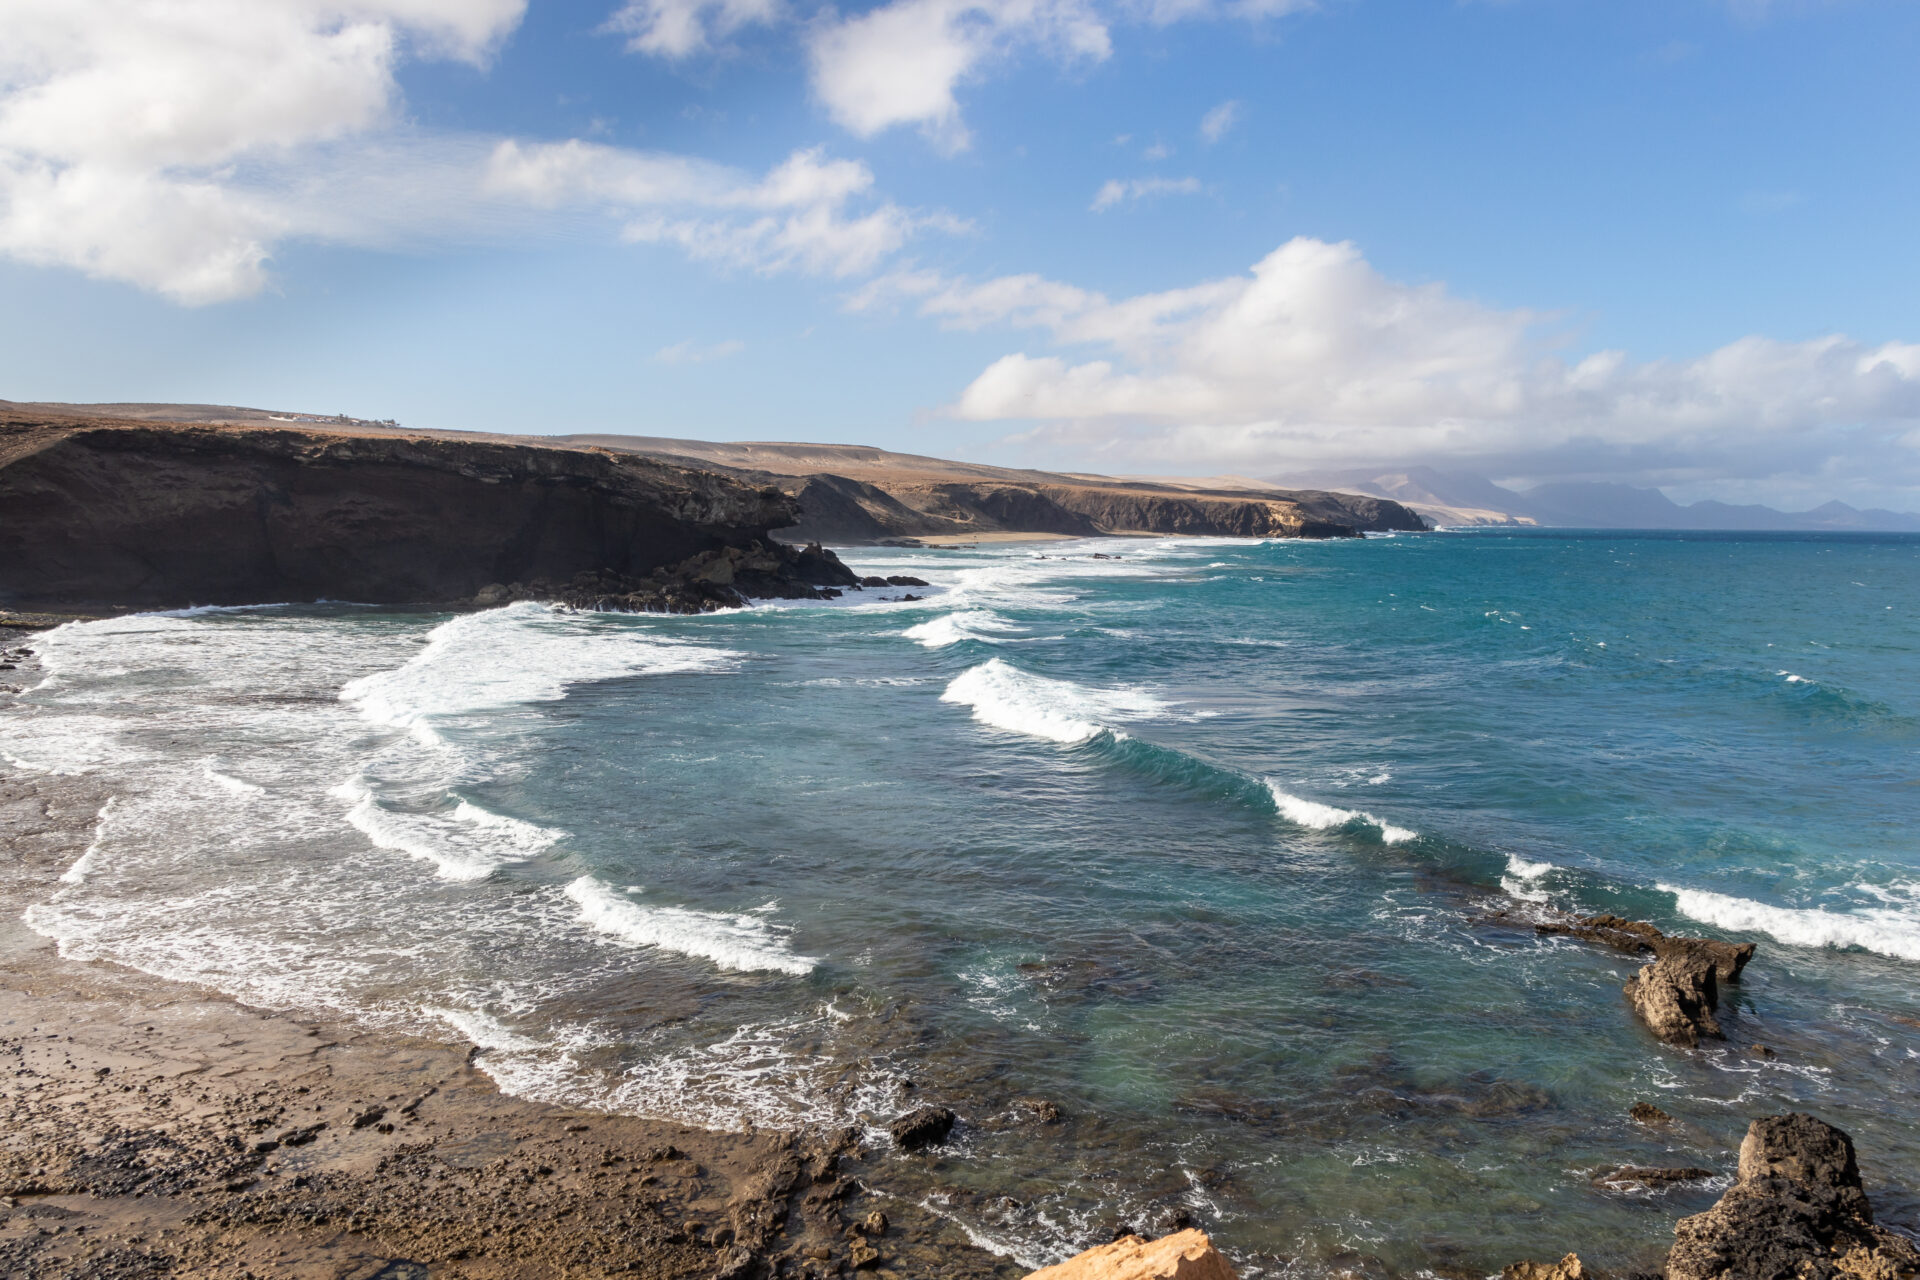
left=0, top=411, right=812, bottom=610
left=561, top=435, right=1429, bottom=541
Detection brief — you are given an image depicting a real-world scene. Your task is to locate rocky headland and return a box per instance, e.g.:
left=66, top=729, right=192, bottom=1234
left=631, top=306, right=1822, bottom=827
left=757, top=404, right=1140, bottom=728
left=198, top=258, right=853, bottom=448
left=0, top=408, right=856, bottom=613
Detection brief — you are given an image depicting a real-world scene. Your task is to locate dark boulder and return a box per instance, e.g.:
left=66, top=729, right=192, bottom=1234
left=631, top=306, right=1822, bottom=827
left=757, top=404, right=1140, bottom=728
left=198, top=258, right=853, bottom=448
left=888, top=1106, right=956, bottom=1151
left=1666, top=1113, right=1918, bottom=1280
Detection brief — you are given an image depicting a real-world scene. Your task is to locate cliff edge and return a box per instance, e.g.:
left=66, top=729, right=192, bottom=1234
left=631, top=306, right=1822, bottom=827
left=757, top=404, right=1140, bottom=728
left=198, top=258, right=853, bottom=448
left=0, top=410, right=811, bottom=610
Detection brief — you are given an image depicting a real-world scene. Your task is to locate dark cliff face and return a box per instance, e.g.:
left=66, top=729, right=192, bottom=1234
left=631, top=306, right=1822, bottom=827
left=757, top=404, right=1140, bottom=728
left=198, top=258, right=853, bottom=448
left=0, top=416, right=802, bottom=610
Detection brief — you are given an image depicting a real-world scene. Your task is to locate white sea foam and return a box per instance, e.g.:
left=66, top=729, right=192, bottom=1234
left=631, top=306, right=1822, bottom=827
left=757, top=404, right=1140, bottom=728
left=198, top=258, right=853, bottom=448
left=1776, top=670, right=1812, bottom=684
left=1266, top=783, right=1417, bottom=844
left=336, top=777, right=563, bottom=881
left=1662, top=883, right=1920, bottom=963
left=59, top=797, right=117, bottom=885
left=202, top=760, right=266, bottom=796
left=902, top=610, right=1021, bottom=648
left=428, top=1006, right=543, bottom=1053
left=941, top=658, right=1169, bottom=744
left=565, top=876, right=817, bottom=975
left=1500, top=854, right=1558, bottom=902
left=340, top=602, right=740, bottom=732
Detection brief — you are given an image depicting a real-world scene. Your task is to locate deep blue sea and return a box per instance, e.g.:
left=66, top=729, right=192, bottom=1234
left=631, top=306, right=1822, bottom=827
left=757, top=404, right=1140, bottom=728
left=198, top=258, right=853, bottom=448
left=10, top=529, right=1920, bottom=1275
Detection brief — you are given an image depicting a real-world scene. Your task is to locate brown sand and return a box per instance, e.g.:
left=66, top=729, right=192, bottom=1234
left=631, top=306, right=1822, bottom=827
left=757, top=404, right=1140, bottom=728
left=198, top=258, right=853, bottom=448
left=0, top=644, right=1018, bottom=1280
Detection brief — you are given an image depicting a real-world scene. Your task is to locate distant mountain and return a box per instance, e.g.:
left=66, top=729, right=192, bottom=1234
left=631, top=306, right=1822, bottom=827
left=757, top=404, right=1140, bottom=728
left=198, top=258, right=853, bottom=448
left=1278, top=468, right=1920, bottom=532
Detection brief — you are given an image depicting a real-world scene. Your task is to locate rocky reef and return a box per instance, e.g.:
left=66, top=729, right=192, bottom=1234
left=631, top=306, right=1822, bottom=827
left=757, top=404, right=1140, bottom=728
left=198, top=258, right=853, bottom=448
left=0, top=409, right=837, bottom=611
left=470, top=540, right=864, bottom=614
left=1507, top=1114, right=1919, bottom=1280
left=1535, top=913, right=1756, bottom=1047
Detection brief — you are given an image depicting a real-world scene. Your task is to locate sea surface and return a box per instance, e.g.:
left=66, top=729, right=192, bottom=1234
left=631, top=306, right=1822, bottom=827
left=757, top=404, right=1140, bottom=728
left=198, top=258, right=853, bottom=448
left=9, top=529, right=1920, bottom=1275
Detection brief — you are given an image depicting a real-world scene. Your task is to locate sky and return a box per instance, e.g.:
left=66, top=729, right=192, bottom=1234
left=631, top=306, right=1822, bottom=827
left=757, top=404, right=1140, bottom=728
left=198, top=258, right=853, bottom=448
left=1, top=0, right=1917, bottom=508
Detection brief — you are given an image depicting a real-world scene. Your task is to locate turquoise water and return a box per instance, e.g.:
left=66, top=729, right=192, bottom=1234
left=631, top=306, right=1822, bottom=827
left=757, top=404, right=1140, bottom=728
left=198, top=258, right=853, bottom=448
left=11, top=530, right=1920, bottom=1275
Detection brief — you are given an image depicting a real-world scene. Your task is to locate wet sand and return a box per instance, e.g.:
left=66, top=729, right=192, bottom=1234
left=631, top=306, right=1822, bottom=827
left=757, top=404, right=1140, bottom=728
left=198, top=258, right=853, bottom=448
left=0, top=646, right=1018, bottom=1280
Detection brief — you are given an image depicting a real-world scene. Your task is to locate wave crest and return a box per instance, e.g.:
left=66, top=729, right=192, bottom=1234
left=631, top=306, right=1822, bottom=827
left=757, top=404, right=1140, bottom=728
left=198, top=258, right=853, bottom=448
left=941, top=658, right=1169, bottom=744
left=565, top=876, right=818, bottom=975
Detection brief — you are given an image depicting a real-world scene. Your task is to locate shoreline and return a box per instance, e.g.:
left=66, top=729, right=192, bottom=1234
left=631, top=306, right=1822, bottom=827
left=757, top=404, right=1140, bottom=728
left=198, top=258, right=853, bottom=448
left=0, top=665, right=1020, bottom=1280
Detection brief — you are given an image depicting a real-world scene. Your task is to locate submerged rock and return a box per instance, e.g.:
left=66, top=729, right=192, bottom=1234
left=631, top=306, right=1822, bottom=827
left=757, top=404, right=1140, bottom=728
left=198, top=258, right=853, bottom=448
left=888, top=1106, right=956, bottom=1151
left=1667, top=1113, right=1920, bottom=1280
left=1630, top=1102, right=1675, bottom=1126
left=1024, top=1229, right=1238, bottom=1280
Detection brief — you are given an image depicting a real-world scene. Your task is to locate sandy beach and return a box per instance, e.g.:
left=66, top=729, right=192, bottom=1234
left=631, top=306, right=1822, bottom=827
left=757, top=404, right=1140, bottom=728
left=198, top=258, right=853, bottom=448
left=0, top=643, right=1016, bottom=1280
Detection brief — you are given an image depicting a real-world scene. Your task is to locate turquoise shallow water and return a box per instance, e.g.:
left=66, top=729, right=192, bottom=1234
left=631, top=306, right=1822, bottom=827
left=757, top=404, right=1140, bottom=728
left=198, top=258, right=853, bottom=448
left=10, top=529, right=1920, bottom=1275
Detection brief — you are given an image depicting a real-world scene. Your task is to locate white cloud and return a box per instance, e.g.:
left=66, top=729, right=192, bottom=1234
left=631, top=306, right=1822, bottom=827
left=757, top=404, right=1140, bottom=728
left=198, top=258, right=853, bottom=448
left=0, top=0, right=525, bottom=302
left=927, top=237, right=1920, bottom=483
left=655, top=337, right=747, bottom=363
left=489, top=141, right=957, bottom=277
left=605, top=0, right=783, bottom=58
left=806, top=0, right=1111, bottom=150
left=0, top=1, right=953, bottom=301
left=1199, top=98, right=1241, bottom=143
left=1089, top=175, right=1201, bottom=211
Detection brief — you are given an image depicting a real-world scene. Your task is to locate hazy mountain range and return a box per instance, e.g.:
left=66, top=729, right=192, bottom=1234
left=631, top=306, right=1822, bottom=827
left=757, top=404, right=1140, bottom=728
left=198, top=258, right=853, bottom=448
left=1286, top=467, right=1920, bottom=532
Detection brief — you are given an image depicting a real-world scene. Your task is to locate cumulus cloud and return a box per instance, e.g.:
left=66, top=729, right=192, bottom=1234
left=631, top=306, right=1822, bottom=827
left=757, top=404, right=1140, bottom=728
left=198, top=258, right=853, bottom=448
left=806, top=0, right=1112, bottom=149
left=927, top=237, right=1920, bottom=485
left=0, top=0, right=953, bottom=302
left=1199, top=99, right=1241, bottom=143
left=1089, top=175, right=1201, bottom=211
left=0, top=0, right=531, bottom=301
left=605, top=0, right=784, bottom=58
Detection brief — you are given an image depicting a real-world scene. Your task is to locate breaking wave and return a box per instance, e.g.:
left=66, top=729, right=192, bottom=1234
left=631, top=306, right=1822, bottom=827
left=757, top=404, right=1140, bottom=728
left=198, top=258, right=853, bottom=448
left=565, top=876, right=818, bottom=975
left=903, top=610, right=1022, bottom=649
left=941, top=658, right=1171, bottom=744
left=1662, top=883, right=1920, bottom=963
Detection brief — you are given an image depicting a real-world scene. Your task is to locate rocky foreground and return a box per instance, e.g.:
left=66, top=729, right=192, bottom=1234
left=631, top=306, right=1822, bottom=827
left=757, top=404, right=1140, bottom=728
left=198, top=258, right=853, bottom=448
left=1506, top=1113, right=1919, bottom=1280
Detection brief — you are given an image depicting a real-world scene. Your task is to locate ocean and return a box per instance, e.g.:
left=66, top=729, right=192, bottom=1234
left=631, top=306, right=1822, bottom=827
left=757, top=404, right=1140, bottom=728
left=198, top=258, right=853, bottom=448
left=8, top=529, right=1919, bottom=1275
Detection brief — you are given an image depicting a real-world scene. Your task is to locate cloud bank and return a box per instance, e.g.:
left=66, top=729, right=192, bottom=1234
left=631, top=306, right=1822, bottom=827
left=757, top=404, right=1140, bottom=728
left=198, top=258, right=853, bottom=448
left=0, top=0, right=952, bottom=301
left=871, top=237, right=1920, bottom=487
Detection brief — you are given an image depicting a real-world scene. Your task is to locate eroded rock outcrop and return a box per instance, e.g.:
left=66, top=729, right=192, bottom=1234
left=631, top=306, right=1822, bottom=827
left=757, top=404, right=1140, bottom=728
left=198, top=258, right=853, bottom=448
left=473, top=540, right=859, bottom=614
left=1508, top=1115, right=1918, bottom=1280
left=1667, top=1114, right=1919, bottom=1280
left=1024, top=1229, right=1238, bottom=1280
left=0, top=411, right=817, bottom=610
left=1535, top=913, right=1756, bottom=1047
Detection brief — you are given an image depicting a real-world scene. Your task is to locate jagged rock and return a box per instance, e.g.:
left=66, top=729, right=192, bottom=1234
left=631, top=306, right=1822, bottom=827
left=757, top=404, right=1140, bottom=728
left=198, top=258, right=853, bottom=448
left=1626, top=954, right=1723, bottom=1047
left=1025, top=1229, right=1238, bottom=1280
left=1631, top=1102, right=1675, bottom=1126
left=1536, top=913, right=1755, bottom=982
left=1503, top=1254, right=1599, bottom=1280
left=888, top=1106, right=956, bottom=1151
left=1534, top=910, right=1754, bottom=1047
left=1666, top=1113, right=1920, bottom=1280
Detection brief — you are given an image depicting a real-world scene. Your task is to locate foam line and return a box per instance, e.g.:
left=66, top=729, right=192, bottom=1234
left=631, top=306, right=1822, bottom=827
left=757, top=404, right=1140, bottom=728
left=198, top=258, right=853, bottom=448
left=565, top=876, right=818, bottom=975
left=1662, top=883, right=1920, bottom=963
left=336, top=778, right=563, bottom=881
left=59, top=797, right=117, bottom=885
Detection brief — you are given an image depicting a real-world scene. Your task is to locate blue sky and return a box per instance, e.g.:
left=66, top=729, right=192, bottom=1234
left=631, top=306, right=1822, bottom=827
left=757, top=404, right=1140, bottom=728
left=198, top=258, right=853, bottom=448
left=2, top=0, right=1917, bottom=507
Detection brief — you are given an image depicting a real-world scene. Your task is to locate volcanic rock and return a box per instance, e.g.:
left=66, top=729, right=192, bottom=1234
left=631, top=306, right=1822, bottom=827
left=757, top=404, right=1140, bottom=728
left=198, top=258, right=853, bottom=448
left=1631, top=1102, right=1675, bottom=1126
left=1625, top=954, right=1724, bottom=1047
left=1666, top=1113, right=1920, bottom=1280
left=1024, top=1229, right=1238, bottom=1280
left=1534, top=911, right=1755, bottom=1047
left=887, top=1106, right=957, bottom=1151
left=0, top=410, right=846, bottom=611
